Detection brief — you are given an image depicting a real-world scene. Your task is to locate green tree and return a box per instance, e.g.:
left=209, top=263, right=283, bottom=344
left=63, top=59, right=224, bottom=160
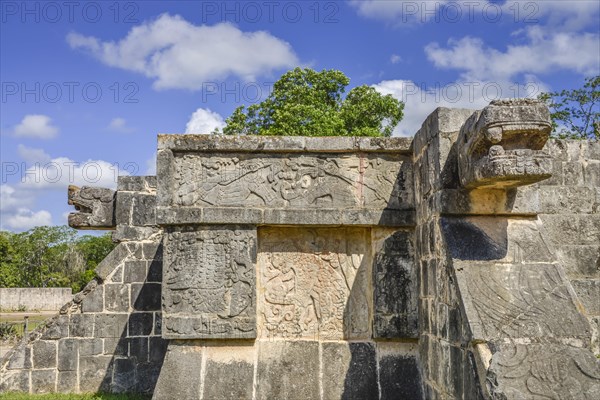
left=538, top=75, right=599, bottom=140
left=220, top=68, right=404, bottom=137
left=0, top=227, right=115, bottom=293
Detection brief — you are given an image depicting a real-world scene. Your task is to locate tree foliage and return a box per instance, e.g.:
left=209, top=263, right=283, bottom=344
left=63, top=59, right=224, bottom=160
left=538, top=75, right=599, bottom=140
left=220, top=68, right=404, bottom=137
left=0, top=226, right=115, bottom=293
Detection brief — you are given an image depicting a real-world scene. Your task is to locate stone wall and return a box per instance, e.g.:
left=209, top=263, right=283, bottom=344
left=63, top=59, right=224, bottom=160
left=535, top=140, right=600, bottom=355
left=0, top=176, right=167, bottom=395
left=152, top=136, right=424, bottom=399
left=0, top=288, right=72, bottom=311
left=1, top=104, right=598, bottom=399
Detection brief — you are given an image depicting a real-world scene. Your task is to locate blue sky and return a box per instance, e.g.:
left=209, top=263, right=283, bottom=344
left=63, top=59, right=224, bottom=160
left=1, top=0, right=599, bottom=231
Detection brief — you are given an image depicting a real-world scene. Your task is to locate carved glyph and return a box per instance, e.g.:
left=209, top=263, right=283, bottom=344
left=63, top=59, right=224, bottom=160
left=257, top=227, right=371, bottom=340
left=457, top=99, right=553, bottom=189
left=162, top=226, right=257, bottom=339
left=67, top=185, right=116, bottom=229
left=171, top=153, right=409, bottom=209
left=455, top=262, right=590, bottom=341
left=488, top=343, right=600, bottom=399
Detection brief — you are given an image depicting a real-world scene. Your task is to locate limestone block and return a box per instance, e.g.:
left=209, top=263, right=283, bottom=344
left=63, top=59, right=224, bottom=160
left=487, top=343, right=600, bottom=399
left=0, top=370, right=30, bottom=392
left=57, top=371, right=77, bottom=393
left=69, top=314, right=94, bottom=337
left=131, top=282, right=161, bottom=311
left=104, top=284, right=129, bottom=312
left=57, top=339, right=78, bottom=371
left=79, top=338, right=103, bottom=356
left=79, top=355, right=112, bottom=393
left=163, top=226, right=257, bottom=339
left=256, top=341, right=319, bottom=400
left=31, top=369, right=56, bottom=393
left=372, top=229, right=418, bottom=338
left=454, top=261, right=591, bottom=341
left=95, top=243, right=130, bottom=280
left=321, top=342, right=378, bottom=400
left=377, top=343, right=423, bottom=400
left=202, top=343, right=255, bottom=400
left=257, top=227, right=370, bottom=340
left=152, top=341, right=203, bottom=400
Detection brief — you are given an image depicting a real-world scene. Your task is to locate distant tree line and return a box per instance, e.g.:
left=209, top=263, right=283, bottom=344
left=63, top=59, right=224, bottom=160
left=0, top=226, right=115, bottom=293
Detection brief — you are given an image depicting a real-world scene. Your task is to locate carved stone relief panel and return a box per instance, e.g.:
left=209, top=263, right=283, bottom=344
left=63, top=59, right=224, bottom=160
left=257, top=227, right=371, bottom=340
left=454, top=262, right=590, bottom=341
left=171, top=153, right=410, bottom=210
left=372, top=229, right=418, bottom=338
left=162, top=226, right=257, bottom=339
left=488, top=343, right=600, bottom=399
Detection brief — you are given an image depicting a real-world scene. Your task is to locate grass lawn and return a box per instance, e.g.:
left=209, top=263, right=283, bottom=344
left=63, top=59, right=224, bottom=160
left=0, top=394, right=151, bottom=400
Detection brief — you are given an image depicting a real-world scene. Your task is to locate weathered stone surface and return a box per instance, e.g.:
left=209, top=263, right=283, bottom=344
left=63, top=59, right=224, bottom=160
left=69, top=314, right=94, bottom=337
left=322, top=342, right=378, bottom=400
left=7, top=345, right=31, bottom=370
left=104, top=284, right=130, bottom=312
left=256, top=341, right=320, bottom=400
left=487, top=343, right=600, bottom=399
left=131, top=282, right=161, bottom=311
left=153, top=341, right=203, bottom=400
left=118, top=175, right=157, bottom=192
left=378, top=349, right=423, bottom=400
left=455, top=261, right=590, bottom=341
left=124, top=260, right=147, bottom=283
left=79, top=355, right=112, bottom=393
left=163, top=226, right=257, bottom=339
left=57, top=339, right=78, bottom=371
left=457, top=99, right=552, bottom=189
left=95, top=243, right=130, bottom=280
left=202, top=342, right=255, bottom=400
left=112, top=358, right=136, bottom=393
left=572, top=279, right=600, bottom=315
left=94, top=314, right=128, bottom=338
left=132, top=193, right=157, bottom=226
left=67, top=185, right=116, bottom=229
left=128, top=312, right=154, bottom=336
left=79, top=338, right=103, bottom=356
left=81, top=285, right=103, bottom=313
left=159, top=150, right=412, bottom=212
left=31, top=369, right=56, bottom=393
left=372, top=229, right=418, bottom=338
left=257, top=227, right=370, bottom=340
left=0, top=370, right=30, bottom=392
left=57, top=370, right=77, bottom=393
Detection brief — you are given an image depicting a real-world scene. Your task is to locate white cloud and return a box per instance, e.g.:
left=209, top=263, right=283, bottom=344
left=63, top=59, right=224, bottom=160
left=67, top=14, right=299, bottom=90
left=2, top=208, right=52, bottom=231
left=390, top=54, right=402, bottom=64
left=0, top=184, right=34, bottom=212
left=17, top=144, right=51, bottom=164
left=108, top=117, right=134, bottom=133
left=425, top=28, right=600, bottom=82
left=13, top=114, right=59, bottom=139
left=351, top=1, right=600, bottom=29
left=21, top=157, right=128, bottom=190
left=185, top=108, right=226, bottom=134
left=350, top=0, right=451, bottom=24
left=373, top=77, right=547, bottom=137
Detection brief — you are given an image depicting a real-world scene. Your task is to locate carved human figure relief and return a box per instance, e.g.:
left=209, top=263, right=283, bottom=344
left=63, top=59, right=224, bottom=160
left=257, top=227, right=371, bottom=340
